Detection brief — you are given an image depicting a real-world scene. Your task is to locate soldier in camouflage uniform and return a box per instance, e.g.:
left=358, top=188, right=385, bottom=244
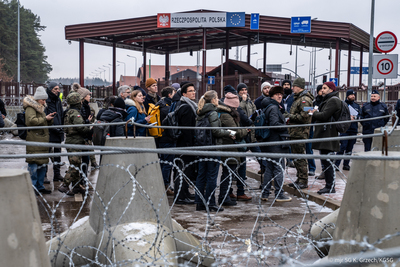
left=284, top=77, right=314, bottom=189
left=58, top=92, right=92, bottom=195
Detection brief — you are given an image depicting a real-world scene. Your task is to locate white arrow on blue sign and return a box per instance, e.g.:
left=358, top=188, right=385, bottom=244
left=329, top=78, right=338, bottom=86
left=208, top=76, right=215, bottom=85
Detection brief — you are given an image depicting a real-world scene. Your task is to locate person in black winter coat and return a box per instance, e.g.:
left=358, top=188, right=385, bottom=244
left=44, top=82, right=65, bottom=182
left=335, top=90, right=361, bottom=170
left=259, top=87, right=292, bottom=202
left=360, top=90, right=389, bottom=151
left=97, top=96, right=116, bottom=121
left=98, top=97, right=127, bottom=137
left=157, top=86, right=176, bottom=195
left=309, top=82, right=342, bottom=194
left=0, top=111, right=4, bottom=128
left=254, top=81, right=272, bottom=110
left=0, top=98, right=7, bottom=117
left=173, top=83, right=198, bottom=204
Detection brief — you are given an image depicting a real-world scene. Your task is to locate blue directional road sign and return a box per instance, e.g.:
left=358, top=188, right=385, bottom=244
left=350, top=67, right=369, bottom=74
left=291, top=16, right=311, bottom=33
left=208, top=76, right=215, bottom=85
left=329, top=78, right=338, bottom=86
left=250, top=13, right=259, bottom=30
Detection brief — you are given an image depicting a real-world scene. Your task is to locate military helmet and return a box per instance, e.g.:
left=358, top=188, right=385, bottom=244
left=66, top=92, right=81, bottom=105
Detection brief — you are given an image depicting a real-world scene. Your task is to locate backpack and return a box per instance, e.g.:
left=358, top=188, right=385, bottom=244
left=92, top=120, right=111, bottom=146
left=332, top=96, right=351, bottom=133
left=194, top=111, right=214, bottom=146
left=253, top=104, right=273, bottom=141
left=148, top=103, right=166, bottom=138
left=15, top=112, right=27, bottom=140
left=162, top=103, right=186, bottom=141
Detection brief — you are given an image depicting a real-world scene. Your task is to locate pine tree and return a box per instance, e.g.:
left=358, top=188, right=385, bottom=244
left=0, top=0, right=52, bottom=83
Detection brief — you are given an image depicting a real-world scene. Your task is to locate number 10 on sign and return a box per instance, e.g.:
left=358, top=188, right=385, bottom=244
left=373, top=54, right=398, bottom=79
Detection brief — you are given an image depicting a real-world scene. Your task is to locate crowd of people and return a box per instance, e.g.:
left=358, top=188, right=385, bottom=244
left=3, top=77, right=392, bottom=207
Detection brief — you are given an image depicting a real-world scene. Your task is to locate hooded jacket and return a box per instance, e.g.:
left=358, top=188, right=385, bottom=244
left=196, top=103, right=231, bottom=146
left=125, top=98, right=148, bottom=136
left=217, top=103, right=247, bottom=164
left=99, top=107, right=126, bottom=137
left=23, top=95, right=53, bottom=164
left=260, top=97, right=290, bottom=153
left=45, top=87, right=64, bottom=142
left=312, top=91, right=341, bottom=152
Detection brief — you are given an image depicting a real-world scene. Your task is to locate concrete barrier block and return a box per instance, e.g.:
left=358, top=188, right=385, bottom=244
left=46, top=216, right=96, bottom=266
left=172, top=219, right=215, bottom=266
left=372, top=127, right=400, bottom=151
left=90, top=137, right=173, bottom=234
left=329, top=151, right=400, bottom=257
left=0, top=168, right=50, bottom=267
left=106, top=222, right=177, bottom=265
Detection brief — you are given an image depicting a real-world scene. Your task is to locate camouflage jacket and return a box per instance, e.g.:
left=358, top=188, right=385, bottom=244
left=286, top=90, right=314, bottom=139
left=64, top=106, right=91, bottom=144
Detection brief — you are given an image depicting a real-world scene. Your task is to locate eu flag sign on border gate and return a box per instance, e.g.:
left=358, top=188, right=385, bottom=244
left=250, top=13, right=259, bottom=30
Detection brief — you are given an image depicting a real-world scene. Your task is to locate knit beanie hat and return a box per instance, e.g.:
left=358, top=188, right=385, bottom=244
left=323, top=81, right=336, bottom=91
left=224, top=85, right=237, bottom=95
left=293, top=77, right=305, bottom=89
left=261, top=81, right=272, bottom=92
left=71, top=82, right=81, bottom=92
left=47, top=82, right=58, bottom=91
left=236, top=83, right=247, bottom=93
left=77, top=87, right=92, bottom=100
left=113, top=97, right=126, bottom=109
left=269, top=86, right=284, bottom=97
left=346, top=89, right=355, bottom=97
left=145, top=78, right=157, bottom=88
left=282, top=79, right=292, bottom=87
left=33, top=86, right=48, bottom=100
left=223, top=92, right=240, bottom=108
left=171, top=83, right=180, bottom=90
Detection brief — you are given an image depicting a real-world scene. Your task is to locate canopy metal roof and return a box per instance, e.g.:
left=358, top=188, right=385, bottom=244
left=65, top=9, right=378, bottom=54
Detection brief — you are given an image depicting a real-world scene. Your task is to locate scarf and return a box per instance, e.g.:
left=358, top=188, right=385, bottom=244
left=180, top=96, right=198, bottom=114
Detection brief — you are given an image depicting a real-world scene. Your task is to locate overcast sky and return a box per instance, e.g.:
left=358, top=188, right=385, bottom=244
left=19, top=0, right=400, bottom=85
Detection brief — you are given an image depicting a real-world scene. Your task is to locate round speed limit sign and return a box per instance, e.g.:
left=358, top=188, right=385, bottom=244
left=373, top=54, right=398, bottom=79
left=377, top=58, right=394, bottom=75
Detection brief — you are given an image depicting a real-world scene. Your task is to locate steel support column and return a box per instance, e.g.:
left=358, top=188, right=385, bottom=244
left=263, top=40, right=267, bottom=75
left=347, top=39, right=352, bottom=87
left=79, top=39, right=84, bottom=86
left=225, top=30, right=229, bottom=76
left=165, top=51, right=170, bottom=86
left=112, top=42, right=116, bottom=95
left=247, top=37, right=251, bottom=64
left=335, top=38, right=340, bottom=79
left=202, top=28, right=207, bottom=92
left=143, top=48, right=147, bottom=85
left=359, top=45, right=364, bottom=87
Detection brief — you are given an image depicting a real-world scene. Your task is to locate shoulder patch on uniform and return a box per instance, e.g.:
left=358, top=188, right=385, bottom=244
left=302, top=101, right=306, bottom=103
left=77, top=115, right=81, bottom=117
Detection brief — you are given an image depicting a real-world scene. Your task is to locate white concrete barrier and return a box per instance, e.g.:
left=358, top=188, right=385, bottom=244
left=329, top=151, right=400, bottom=257
left=47, top=137, right=214, bottom=266
left=0, top=169, right=50, bottom=267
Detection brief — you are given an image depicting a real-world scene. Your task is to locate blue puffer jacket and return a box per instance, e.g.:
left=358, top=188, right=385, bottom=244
left=360, top=101, right=389, bottom=134
left=345, top=99, right=361, bottom=134
left=125, top=99, right=148, bottom=136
